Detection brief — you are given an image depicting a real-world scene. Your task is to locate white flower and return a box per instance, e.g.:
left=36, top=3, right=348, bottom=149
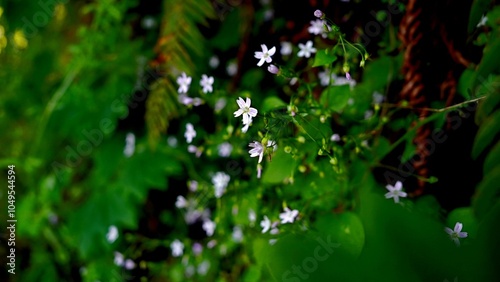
left=192, top=242, right=203, bottom=255
left=123, top=133, right=135, bottom=158
left=445, top=222, right=468, bottom=246
left=234, top=97, right=258, bottom=125
left=318, top=70, right=331, bottom=86
left=184, top=123, right=196, bottom=143
left=124, top=259, right=136, bottom=270
left=209, top=56, right=219, bottom=68
left=232, top=226, right=244, bottom=243
left=188, top=180, right=198, bottom=192
left=202, top=219, right=216, bottom=236
left=267, top=140, right=277, bottom=151
left=227, top=61, right=238, bottom=76
left=114, top=252, right=124, bottom=266
left=177, top=72, right=192, bottom=94
left=254, top=44, right=276, bottom=67
left=268, top=64, right=279, bottom=74
left=217, top=142, right=233, bottom=157
left=187, top=145, right=202, bottom=158
left=200, top=74, right=214, bottom=93
left=175, top=195, right=187, bottom=208
left=197, top=260, right=210, bottom=275
left=242, top=118, right=252, bottom=133
left=384, top=181, right=407, bottom=203
left=308, top=19, right=326, bottom=35
left=280, top=41, right=293, bottom=56
left=372, top=91, right=385, bottom=105
left=314, top=9, right=324, bottom=18
left=106, top=225, right=119, bottom=243
left=279, top=207, right=299, bottom=224
left=248, top=141, right=265, bottom=163
left=477, top=15, right=487, bottom=28
left=170, top=239, right=184, bottom=257
left=248, top=209, right=256, bottom=224
left=298, top=40, right=317, bottom=58
left=332, top=74, right=356, bottom=88
left=212, top=171, right=230, bottom=198
left=331, top=134, right=340, bottom=142
left=167, top=136, right=178, bottom=147
left=260, top=215, right=271, bottom=233
left=215, top=97, right=227, bottom=112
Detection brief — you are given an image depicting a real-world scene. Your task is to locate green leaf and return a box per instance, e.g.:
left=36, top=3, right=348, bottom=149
left=262, top=149, right=296, bottom=184
left=313, top=212, right=365, bottom=258
left=472, top=109, right=500, bottom=159
left=261, top=96, right=287, bottom=113
left=457, top=69, right=475, bottom=99
left=475, top=75, right=500, bottom=124
left=320, top=85, right=351, bottom=113
left=312, top=49, right=337, bottom=67
left=483, top=141, right=500, bottom=175
left=474, top=36, right=500, bottom=90
left=472, top=166, right=500, bottom=221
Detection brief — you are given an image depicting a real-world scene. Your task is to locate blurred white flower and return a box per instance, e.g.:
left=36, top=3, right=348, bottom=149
left=308, top=19, right=326, bottom=35
left=123, top=133, right=135, bottom=158
left=248, top=141, right=265, bottom=163
left=177, top=72, right=192, bottom=94
left=298, top=41, right=316, bottom=58
left=106, top=226, right=118, bottom=243
left=197, top=260, right=210, bottom=276
left=209, top=56, right=220, bottom=69
left=212, top=172, right=230, bottom=198
left=215, top=97, right=227, bottom=112
left=167, top=136, right=178, bottom=147
left=188, top=180, right=198, bottom=192
left=175, top=195, right=187, bottom=209
left=248, top=209, right=256, bottom=224
left=254, top=44, right=276, bottom=67
left=184, top=123, right=196, bottom=143
left=260, top=215, right=271, bottom=233
left=200, top=74, right=214, bottom=93
left=227, top=61, right=238, bottom=76
left=187, top=145, right=202, bottom=158
left=280, top=41, right=293, bottom=56
left=279, top=207, right=299, bottom=224
left=124, top=259, right=135, bottom=270
left=331, top=134, right=341, bottom=142
left=114, top=252, right=124, bottom=266
left=217, top=142, right=233, bottom=157
left=192, top=242, right=203, bottom=256
left=202, top=219, right=216, bottom=236
left=170, top=239, right=184, bottom=257
left=232, top=226, right=244, bottom=243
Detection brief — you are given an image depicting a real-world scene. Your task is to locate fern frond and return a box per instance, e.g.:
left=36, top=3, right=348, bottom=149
left=145, top=0, right=216, bottom=147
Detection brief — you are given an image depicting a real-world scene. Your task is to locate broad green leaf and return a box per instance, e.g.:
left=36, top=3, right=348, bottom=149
left=261, top=96, right=287, bottom=113
left=401, top=136, right=417, bottom=163
left=475, top=74, right=500, bottom=124
left=320, top=85, right=351, bottom=113
left=474, top=36, right=500, bottom=90
left=483, top=141, right=500, bottom=175
left=313, top=212, right=365, bottom=258
left=457, top=69, right=475, bottom=99
left=312, top=49, right=337, bottom=67
left=472, top=109, right=500, bottom=158
left=262, top=149, right=296, bottom=184
left=472, top=166, right=500, bottom=221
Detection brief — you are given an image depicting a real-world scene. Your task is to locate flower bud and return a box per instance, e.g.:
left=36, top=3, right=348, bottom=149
left=314, top=10, right=324, bottom=18
left=267, top=64, right=279, bottom=75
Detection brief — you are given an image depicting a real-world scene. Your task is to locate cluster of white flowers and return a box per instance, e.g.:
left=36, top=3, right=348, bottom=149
left=176, top=72, right=214, bottom=107
left=114, top=252, right=136, bottom=270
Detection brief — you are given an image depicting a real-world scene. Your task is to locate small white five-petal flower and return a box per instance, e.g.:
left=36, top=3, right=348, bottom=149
left=212, top=172, right=230, bottom=198
left=234, top=97, right=258, bottom=125
left=184, top=123, right=196, bottom=143
left=106, top=225, right=119, bottom=243
left=177, top=72, right=192, bottom=94
left=384, top=181, right=407, bottom=203
left=445, top=222, right=468, bottom=246
left=298, top=40, right=317, bottom=58
left=279, top=207, right=299, bottom=224
left=200, top=74, right=214, bottom=93
left=254, top=44, right=276, bottom=67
